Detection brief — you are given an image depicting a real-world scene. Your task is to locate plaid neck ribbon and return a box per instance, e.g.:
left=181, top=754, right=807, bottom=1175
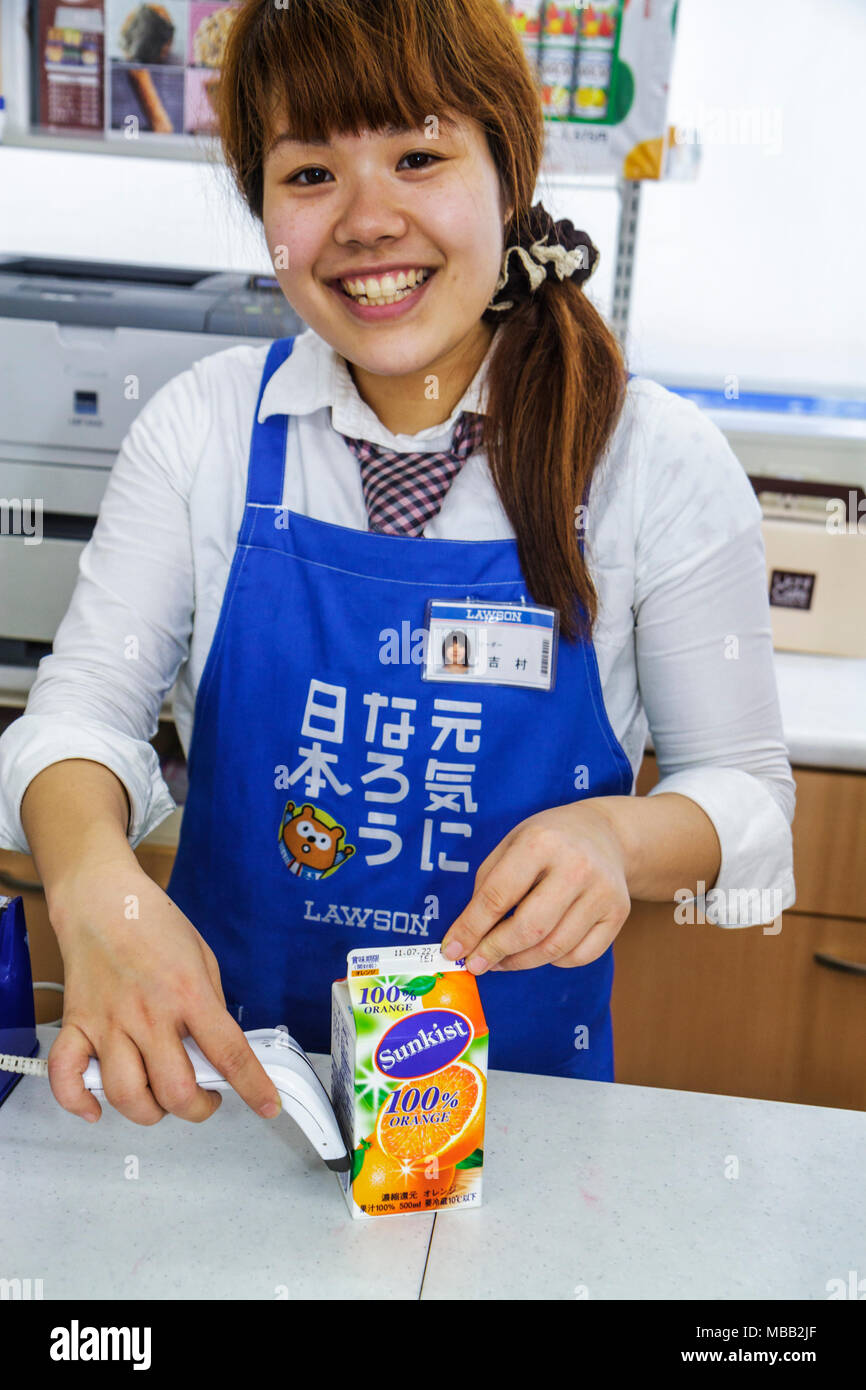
left=341, top=411, right=486, bottom=537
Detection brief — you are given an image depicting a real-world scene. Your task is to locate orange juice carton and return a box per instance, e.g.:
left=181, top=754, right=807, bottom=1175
left=331, top=944, right=488, bottom=1219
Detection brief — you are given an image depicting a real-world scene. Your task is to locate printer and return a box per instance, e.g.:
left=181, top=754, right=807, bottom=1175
left=0, top=254, right=306, bottom=704
left=663, top=380, right=866, bottom=660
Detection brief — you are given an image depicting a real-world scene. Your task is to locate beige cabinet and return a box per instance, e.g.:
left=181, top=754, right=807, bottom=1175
left=611, top=757, right=866, bottom=1110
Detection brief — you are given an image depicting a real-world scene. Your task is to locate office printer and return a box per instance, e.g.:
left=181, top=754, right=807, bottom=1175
left=0, top=254, right=305, bottom=702
left=664, top=380, right=866, bottom=659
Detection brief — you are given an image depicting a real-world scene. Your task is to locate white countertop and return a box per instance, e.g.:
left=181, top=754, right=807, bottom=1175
left=771, top=651, right=866, bottom=772
left=2, top=1027, right=864, bottom=1300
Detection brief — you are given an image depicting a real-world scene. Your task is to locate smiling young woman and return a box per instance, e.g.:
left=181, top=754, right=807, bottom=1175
left=2, top=0, right=795, bottom=1113
left=214, top=0, right=628, bottom=645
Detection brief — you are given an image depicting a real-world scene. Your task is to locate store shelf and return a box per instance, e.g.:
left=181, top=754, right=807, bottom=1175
left=0, top=126, right=220, bottom=160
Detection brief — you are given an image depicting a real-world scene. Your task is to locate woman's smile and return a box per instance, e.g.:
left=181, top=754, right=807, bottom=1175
left=328, top=265, right=438, bottom=321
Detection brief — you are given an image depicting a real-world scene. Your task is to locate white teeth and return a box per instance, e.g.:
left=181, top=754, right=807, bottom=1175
left=340, top=268, right=430, bottom=303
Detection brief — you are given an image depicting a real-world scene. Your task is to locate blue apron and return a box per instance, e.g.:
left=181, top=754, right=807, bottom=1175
left=167, top=338, right=633, bottom=1080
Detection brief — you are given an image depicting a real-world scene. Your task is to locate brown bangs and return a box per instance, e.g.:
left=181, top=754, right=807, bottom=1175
left=215, top=0, right=540, bottom=227
left=215, top=0, right=629, bottom=645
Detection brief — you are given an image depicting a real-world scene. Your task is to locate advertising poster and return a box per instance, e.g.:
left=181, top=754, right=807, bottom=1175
left=28, top=0, right=238, bottom=138
left=34, top=0, right=105, bottom=134
left=505, top=0, right=680, bottom=179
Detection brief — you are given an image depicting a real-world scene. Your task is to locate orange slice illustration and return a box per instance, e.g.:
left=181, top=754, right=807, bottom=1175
left=352, top=1139, right=456, bottom=1211
left=376, top=1060, right=485, bottom=1169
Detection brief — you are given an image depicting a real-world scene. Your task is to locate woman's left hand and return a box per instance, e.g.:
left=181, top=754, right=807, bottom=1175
left=441, top=801, right=632, bottom=973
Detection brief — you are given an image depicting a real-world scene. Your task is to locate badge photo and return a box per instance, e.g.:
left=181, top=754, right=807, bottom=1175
left=421, top=599, right=559, bottom=692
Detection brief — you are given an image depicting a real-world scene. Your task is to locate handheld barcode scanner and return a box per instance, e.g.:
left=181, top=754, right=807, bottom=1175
left=0, top=897, right=350, bottom=1172
left=81, top=1029, right=351, bottom=1172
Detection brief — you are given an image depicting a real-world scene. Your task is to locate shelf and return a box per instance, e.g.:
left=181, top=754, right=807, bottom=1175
left=1, top=127, right=221, bottom=161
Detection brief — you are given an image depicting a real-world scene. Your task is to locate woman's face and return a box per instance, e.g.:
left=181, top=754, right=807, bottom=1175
left=261, top=112, right=509, bottom=383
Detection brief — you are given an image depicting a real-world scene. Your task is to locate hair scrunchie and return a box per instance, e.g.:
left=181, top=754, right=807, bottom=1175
left=484, top=201, right=600, bottom=319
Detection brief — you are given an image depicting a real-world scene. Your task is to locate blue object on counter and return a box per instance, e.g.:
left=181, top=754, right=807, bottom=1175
left=0, top=896, right=38, bottom=1109
left=664, top=385, right=866, bottom=420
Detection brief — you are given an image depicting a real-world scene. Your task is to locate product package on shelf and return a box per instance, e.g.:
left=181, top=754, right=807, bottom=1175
left=505, top=0, right=680, bottom=179
left=34, top=0, right=106, bottom=134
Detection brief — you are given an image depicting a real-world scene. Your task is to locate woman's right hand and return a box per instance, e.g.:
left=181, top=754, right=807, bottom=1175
left=47, top=864, right=282, bottom=1126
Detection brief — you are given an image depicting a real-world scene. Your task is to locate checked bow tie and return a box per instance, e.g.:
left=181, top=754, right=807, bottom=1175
left=341, top=412, right=486, bottom=537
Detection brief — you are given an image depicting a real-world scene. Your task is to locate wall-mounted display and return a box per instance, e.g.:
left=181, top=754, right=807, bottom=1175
left=27, top=0, right=238, bottom=140
left=13, top=0, right=676, bottom=174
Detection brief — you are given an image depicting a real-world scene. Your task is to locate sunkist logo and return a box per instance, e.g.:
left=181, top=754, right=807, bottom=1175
left=374, top=1008, right=473, bottom=1080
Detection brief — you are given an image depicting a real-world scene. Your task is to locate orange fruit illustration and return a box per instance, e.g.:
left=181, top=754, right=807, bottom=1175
left=623, top=136, right=665, bottom=181
left=352, top=1137, right=455, bottom=1212
left=422, top=971, right=488, bottom=1038
left=375, top=1060, right=485, bottom=1170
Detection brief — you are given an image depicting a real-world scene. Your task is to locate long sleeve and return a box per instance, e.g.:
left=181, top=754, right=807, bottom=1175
left=631, top=390, right=796, bottom=925
left=0, top=365, right=207, bottom=855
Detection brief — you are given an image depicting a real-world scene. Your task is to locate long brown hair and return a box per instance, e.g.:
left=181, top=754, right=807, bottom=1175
left=215, top=0, right=628, bottom=643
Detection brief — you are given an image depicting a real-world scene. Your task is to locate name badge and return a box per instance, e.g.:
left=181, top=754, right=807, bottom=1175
left=421, top=599, right=559, bottom=692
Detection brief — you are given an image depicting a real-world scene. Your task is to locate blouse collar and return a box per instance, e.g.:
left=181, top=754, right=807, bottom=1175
left=257, top=326, right=494, bottom=451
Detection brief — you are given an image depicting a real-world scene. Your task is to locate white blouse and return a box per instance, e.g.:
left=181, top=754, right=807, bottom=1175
left=0, top=327, right=796, bottom=922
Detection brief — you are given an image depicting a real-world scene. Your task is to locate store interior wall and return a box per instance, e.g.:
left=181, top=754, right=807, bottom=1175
left=0, top=0, right=863, bottom=392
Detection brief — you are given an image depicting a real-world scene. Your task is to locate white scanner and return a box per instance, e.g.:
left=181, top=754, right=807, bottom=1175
left=79, top=1027, right=351, bottom=1172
